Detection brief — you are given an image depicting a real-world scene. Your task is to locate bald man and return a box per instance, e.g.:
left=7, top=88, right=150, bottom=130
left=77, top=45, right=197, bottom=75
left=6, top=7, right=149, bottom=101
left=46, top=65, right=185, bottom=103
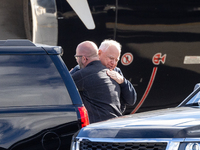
left=72, top=41, right=123, bottom=123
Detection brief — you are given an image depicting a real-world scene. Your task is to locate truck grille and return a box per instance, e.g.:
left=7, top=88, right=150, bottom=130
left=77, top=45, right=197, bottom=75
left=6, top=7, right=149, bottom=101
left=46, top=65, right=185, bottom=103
left=80, top=141, right=167, bottom=150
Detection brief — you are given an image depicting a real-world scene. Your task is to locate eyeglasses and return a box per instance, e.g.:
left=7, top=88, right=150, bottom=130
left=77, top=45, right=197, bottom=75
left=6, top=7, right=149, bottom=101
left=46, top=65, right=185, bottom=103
left=74, top=55, right=83, bottom=59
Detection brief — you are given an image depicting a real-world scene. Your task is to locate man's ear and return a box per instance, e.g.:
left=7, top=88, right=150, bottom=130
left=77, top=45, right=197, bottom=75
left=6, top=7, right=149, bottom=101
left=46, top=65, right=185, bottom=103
left=98, top=50, right=102, bottom=57
left=82, top=56, right=87, bottom=63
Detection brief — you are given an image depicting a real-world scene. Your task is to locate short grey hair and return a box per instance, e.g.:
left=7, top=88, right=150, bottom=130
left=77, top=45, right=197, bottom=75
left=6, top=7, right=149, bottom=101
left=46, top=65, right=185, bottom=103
left=99, top=39, right=122, bottom=53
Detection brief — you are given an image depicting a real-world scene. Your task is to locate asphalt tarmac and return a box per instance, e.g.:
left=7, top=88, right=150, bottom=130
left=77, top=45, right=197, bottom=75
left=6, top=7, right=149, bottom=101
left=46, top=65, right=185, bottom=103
left=0, top=0, right=26, bottom=40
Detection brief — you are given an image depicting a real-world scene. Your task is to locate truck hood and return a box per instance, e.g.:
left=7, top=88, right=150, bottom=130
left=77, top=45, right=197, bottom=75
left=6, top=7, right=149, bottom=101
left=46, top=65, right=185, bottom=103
left=78, top=107, right=200, bottom=138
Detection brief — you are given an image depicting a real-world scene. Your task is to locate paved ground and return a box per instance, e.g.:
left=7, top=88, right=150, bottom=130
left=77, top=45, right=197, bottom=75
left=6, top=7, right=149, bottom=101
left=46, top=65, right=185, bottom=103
left=0, top=0, right=26, bottom=40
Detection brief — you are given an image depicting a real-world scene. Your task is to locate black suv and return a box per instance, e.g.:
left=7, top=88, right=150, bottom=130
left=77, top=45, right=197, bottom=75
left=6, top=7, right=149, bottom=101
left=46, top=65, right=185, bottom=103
left=71, top=83, right=200, bottom=150
left=0, top=40, right=89, bottom=150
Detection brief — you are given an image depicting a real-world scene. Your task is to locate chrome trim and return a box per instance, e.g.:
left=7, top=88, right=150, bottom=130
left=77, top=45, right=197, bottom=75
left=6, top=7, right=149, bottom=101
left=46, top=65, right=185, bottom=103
left=185, top=138, right=200, bottom=142
left=74, top=138, right=185, bottom=150
left=75, top=140, right=80, bottom=150
left=165, top=141, right=180, bottom=150
left=76, top=137, right=185, bottom=143
left=30, top=0, right=58, bottom=46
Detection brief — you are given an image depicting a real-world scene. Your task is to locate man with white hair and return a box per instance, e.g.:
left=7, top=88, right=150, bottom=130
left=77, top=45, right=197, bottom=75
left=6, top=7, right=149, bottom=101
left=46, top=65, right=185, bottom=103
left=98, top=39, right=136, bottom=113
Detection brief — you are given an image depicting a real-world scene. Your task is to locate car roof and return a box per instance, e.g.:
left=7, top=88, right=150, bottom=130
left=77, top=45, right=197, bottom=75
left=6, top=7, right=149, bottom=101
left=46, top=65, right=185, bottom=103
left=0, top=39, right=63, bottom=55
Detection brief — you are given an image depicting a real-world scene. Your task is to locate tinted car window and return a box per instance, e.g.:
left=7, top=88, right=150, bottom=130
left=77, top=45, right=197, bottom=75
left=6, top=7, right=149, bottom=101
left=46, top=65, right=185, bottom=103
left=0, top=55, right=71, bottom=107
left=186, top=91, right=200, bottom=105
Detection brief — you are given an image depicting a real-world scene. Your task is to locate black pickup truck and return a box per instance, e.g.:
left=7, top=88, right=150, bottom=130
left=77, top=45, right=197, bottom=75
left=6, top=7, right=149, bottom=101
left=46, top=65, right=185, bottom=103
left=0, top=40, right=89, bottom=150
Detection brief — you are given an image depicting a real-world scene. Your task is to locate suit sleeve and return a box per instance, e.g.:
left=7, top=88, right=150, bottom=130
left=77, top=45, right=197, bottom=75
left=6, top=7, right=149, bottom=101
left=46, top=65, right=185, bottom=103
left=115, top=67, right=137, bottom=106
left=70, top=65, right=80, bottom=75
left=71, top=70, right=84, bottom=91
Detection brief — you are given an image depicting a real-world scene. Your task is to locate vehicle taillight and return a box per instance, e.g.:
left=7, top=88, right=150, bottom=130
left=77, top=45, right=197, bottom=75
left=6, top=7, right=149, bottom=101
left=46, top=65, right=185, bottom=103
left=78, top=106, right=89, bottom=128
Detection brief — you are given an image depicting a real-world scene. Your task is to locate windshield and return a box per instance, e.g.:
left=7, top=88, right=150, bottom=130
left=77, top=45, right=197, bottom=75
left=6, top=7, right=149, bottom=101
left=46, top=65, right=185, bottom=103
left=185, top=91, right=200, bottom=106
left=178, top=84, right=200, bottom=107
